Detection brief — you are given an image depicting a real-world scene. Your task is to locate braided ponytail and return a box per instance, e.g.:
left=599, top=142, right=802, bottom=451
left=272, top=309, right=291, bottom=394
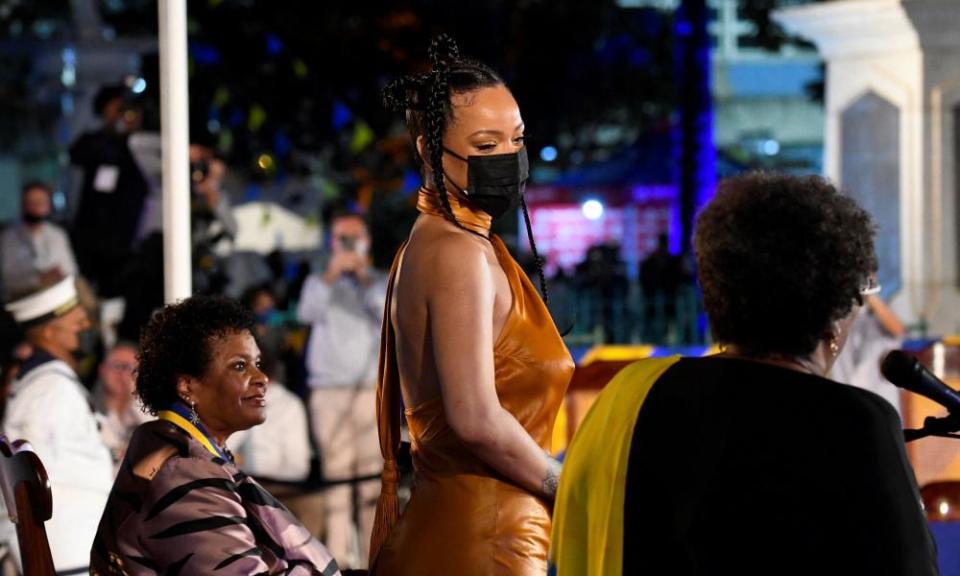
left=381, top=34, right=502, bottom=234
left=424, top=35, right=461, bottom=228
left=381, top=35, right=554, bottom=307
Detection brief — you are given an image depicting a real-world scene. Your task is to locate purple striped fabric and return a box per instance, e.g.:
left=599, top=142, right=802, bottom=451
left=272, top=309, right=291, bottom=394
left=91, top=420, right=340, bottom=575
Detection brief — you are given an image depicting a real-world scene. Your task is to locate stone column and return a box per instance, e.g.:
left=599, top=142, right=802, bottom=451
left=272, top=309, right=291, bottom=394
left=776, top=0, right=960, bottom=336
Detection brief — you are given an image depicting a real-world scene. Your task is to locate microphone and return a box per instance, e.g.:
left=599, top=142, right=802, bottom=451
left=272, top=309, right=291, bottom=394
left=881, top=350, right=960, bottom=414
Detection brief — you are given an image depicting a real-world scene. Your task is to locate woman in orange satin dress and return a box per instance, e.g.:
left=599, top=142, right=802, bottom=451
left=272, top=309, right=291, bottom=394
left=369, top=35, right=574, bottom=575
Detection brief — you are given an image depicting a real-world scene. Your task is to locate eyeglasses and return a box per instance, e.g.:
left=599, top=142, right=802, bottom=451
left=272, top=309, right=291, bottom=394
left=860, top=277, right=882, bottom=296
left=105, top=361, right=137, bottom=374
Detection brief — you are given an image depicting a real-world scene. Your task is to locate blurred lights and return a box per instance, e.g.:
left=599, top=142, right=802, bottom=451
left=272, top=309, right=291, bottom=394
left=257, top=153, right=276, bottom=172
left=293, top=59, right=309, bottom=79
left=762, top=139, right=780, bottom=156
left=52, top=190, right=66, bottom=212
left=265, top=33, right=284, bottom=56
left=582, top=199, right=604, bottom=221
left=62, top=47, right=76, bottom=66
left=32, top=20, right=55, bottom=39
left=540, top=146, right=558, bottom=162
left=60, top=47, right=76, bottom=88
left=131, top=77, right=147, bottom=94
left=939, top=501, right=950, bottom=517
left=60, top=67, right=76, bottom=87
left=60, top=93, right=74, bottom=115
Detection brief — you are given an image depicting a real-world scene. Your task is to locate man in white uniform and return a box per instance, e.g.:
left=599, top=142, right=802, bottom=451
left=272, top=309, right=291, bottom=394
left=2, top=276, right=113, bottom=574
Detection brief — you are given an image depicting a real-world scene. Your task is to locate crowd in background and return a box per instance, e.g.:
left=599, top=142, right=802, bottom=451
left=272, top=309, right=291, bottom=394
left=0, top=83, right=701, bottom=571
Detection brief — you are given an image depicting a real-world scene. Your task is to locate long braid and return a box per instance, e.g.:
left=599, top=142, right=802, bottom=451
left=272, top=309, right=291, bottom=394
left=382, top=34, right=501, bottom=240
left=520, top=195, right=550, bottom=305
left=424, top=35, right=486, bottom=237
left=425, top=63, right=458, bottom=227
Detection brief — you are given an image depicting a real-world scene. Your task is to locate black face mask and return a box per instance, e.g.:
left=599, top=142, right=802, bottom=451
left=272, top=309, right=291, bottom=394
left=442, top=147, right=529, bottom=220
left=23, top=213, right=48, bottom=225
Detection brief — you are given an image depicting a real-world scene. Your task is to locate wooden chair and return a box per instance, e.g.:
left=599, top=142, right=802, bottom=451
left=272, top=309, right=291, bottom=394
left=0, top=436, right=55, bottom=575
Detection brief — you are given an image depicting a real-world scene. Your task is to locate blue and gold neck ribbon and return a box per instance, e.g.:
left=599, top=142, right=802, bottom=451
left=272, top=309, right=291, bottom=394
left=157, top=402, right=231, bottom=461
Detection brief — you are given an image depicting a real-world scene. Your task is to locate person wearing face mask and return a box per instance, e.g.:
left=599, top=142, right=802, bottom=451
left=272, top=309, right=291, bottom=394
left=368, top=36, right=573, bottom=576
left=1, top=275, right=113, bottom=574
left=296, top=208, right=387, bottom=569
left=0, top=182, right=79, bottom=302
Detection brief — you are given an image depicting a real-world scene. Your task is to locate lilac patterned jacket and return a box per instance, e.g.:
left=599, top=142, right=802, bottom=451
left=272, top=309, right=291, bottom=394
left=90, top=420, right=340, bottom=575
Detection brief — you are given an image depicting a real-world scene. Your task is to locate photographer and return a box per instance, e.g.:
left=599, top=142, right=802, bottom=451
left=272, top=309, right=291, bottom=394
left=115, top=145, right=237, bottom=341
left=296, top=209, right=386, bottom=568
left=189, top=144, right=238, bottom=294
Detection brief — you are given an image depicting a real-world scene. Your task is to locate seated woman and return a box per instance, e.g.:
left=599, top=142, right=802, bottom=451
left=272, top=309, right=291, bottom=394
left=90, top=296, right=340, bottom=575
left=551, top=173, right=938, bottom=575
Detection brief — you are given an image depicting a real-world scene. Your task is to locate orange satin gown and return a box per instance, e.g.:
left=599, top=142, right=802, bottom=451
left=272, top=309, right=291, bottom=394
left=369, top=189, right=574, bottom=575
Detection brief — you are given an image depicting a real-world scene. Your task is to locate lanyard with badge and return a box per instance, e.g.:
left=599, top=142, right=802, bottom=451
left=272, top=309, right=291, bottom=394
left=157, top=403, right=231, bottom=461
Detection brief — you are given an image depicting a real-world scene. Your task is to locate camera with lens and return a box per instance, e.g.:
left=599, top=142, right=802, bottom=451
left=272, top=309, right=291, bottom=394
left=339, top=235, right=357, bottom=252
left=190, top=160, right=209, bottom=192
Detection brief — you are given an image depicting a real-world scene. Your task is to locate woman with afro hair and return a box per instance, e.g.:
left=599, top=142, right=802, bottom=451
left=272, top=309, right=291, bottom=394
left=90, top=295, right=341, bottom=576
left=552, top=173, right=938, bottom=575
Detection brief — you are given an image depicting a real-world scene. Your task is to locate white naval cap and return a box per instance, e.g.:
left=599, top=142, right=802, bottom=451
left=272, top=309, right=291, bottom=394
left=4, top=275, right=80, bottom=326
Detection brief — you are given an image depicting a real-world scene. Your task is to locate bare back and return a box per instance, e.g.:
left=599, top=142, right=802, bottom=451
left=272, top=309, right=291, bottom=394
left=391, top=213, right=512, bottom=410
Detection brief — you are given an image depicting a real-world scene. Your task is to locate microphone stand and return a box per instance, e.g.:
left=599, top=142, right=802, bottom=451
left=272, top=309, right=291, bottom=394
left=904, top=414, right=960, bottom=443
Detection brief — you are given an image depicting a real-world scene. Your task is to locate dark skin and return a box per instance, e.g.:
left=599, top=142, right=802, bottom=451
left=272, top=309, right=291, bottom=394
left=26, top=305, right=90, bottom=369
left=175, top=330, right=269, bottom=448
left=394, top=84, right=559, bottom=499
left=720, top=306, right=860, bottom=376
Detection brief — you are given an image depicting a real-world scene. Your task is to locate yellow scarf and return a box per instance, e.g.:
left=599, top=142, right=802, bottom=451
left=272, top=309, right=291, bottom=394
left=550, top=356, right=680, bottom=576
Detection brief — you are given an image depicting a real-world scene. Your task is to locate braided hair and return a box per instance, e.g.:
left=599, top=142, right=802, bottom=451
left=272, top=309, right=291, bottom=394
left=382, top=34, right=551, bottom=304
left=382, top=35, right=500, bottom=228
